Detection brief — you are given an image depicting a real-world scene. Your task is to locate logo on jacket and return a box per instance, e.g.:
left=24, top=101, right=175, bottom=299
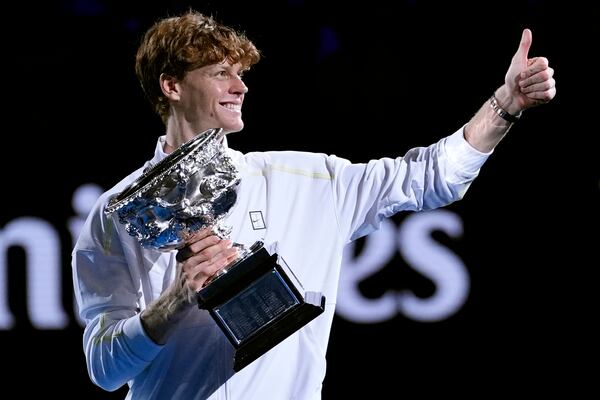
left=249, top=211, right=266, bottom=230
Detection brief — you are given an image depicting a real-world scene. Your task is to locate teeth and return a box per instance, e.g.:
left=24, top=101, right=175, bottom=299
left=223, top=103, right=241, bottom=111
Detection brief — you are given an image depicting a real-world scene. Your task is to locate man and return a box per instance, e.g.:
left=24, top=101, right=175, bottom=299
left=72, top=10, right=555, bottom=400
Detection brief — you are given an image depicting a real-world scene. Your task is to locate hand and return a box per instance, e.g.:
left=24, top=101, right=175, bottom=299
left=176, top=228, right=239, bottom=292
left=503, top=28, right=556, bottom=112
left=140, top=228, right=238, bottom=344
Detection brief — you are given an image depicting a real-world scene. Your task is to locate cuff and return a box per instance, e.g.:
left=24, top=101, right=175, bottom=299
left=122, top=314, right=163, bottom=361
left=444, top=125, right=491, bottom=176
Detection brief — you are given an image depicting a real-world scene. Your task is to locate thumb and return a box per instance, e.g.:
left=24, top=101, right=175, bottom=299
left=513, top=28, right=532, bottom=62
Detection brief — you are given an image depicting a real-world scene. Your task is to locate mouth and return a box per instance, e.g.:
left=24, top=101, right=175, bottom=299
left=220, top=102, right=242, bottom=113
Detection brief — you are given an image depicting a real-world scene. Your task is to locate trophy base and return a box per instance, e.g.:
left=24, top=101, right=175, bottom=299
left=196, top=242, right=326, bottom=372
left=233, top=291, right=325, bottom=371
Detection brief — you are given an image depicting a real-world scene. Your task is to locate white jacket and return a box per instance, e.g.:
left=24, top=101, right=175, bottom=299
left=72, top=127, right=489, bottom=399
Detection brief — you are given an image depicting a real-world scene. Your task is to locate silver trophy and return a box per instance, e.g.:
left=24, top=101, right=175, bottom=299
left=105, top=128, right=324, bottom=371
left=105, top=128, right=242, bottom=251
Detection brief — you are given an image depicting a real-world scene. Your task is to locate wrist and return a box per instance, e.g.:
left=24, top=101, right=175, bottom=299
left=489, top=91, right=521, bottom=124
left=141, top=295, right=193, bottom=344
left=494, top=85, right=522, bottom=115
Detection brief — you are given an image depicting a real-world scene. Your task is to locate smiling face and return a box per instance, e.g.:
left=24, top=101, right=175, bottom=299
left=135, top=12, right=260, bottom=131
left=175, top=61, right=248, bottom=136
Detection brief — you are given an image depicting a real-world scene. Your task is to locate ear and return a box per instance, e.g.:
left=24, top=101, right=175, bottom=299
left=160, top=73, right=181, bottom=101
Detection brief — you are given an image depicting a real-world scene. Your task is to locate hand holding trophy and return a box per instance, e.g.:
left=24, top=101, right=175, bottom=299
left=105, top=128, right=325, bottom=371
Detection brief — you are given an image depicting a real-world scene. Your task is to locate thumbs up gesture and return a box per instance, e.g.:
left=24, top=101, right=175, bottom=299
left=503, top=29, right=556, bottom=112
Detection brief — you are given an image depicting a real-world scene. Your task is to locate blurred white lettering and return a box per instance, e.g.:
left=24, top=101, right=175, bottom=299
left=397, top=210, right=469, bottom=321
left=0, top=218, right=68, bottom=329
left=337, top=210, right=470, bottom=323
left=0, top=184, right=102, bottom=330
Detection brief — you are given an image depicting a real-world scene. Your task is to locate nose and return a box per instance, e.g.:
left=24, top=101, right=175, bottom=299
left=231, top=75, right=248, bottom=95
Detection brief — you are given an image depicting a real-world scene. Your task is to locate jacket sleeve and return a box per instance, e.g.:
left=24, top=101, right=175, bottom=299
left=72, top=195, right=162, bottom=391
left=329, top=127, right=490, bottom=243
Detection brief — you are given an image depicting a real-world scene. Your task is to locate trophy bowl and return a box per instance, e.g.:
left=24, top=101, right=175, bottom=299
left=105, top=128, right=239, bottom=250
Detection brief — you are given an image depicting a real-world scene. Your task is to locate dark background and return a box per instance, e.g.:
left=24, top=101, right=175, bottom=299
left=0, top=0, right=596, bottom=398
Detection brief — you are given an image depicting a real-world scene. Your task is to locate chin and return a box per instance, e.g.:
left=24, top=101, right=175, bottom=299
left=223, top=122, right=244, bottom=134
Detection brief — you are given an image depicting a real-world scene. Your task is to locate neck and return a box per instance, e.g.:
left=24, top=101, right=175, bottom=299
left=164, top=117, right=196, bottom=153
